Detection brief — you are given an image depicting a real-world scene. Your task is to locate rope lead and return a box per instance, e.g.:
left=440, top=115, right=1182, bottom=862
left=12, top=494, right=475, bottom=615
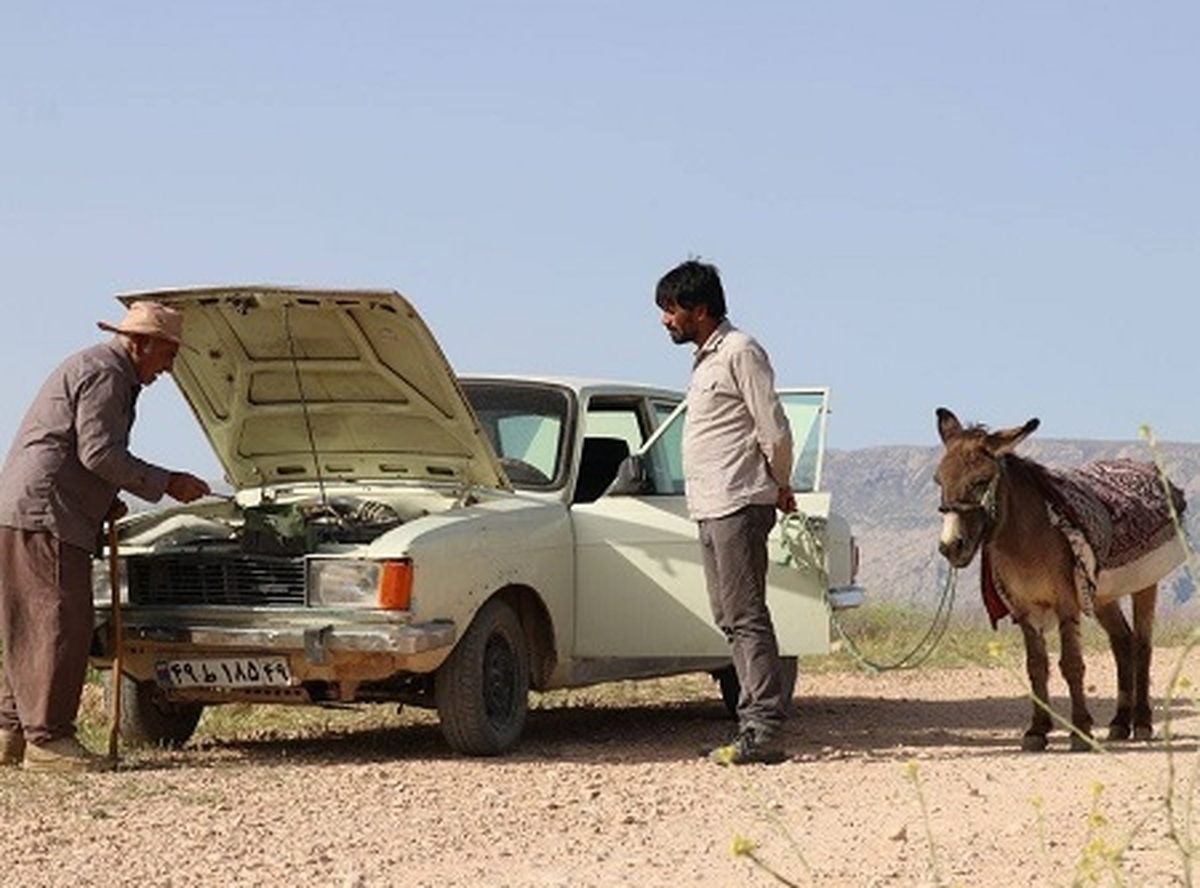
left=777, top=511, right=958, bottom=673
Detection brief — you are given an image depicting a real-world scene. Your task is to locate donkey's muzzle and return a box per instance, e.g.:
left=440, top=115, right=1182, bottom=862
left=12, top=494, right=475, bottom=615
left=938, top=538, right=975, bottom=567
left=938, top=510, right=981, bottom=567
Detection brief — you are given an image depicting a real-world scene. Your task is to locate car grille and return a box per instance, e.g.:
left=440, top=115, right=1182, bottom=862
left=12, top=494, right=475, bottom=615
left=127, top=554, right=306, bottom=607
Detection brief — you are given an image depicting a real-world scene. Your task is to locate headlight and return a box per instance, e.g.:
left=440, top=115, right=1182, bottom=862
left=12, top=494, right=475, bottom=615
left=309, top=559, right=413, bottom=610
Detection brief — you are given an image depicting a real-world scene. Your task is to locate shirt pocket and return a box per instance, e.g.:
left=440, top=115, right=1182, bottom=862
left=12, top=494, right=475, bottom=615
left=689, top=368, right=735, bottom=410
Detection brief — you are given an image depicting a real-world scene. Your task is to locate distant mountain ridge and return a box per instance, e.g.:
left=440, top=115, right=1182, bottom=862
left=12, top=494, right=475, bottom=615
left=822, top=438, right=1200, bottom=612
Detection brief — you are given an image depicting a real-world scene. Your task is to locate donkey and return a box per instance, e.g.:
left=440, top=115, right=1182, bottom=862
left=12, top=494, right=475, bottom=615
left=933, top=407, right=1187, bottom=751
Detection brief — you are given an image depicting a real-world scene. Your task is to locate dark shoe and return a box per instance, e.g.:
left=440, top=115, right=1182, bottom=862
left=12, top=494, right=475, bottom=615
left=0, top=728, right=24, bottom=766
left=708, top=728, right=786, bottom=766
left=23, top=736, right=113, bottom=773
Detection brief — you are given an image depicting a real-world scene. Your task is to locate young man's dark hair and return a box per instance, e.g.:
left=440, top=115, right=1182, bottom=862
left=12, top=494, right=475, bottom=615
left=654, top=259, right=728, bottom=321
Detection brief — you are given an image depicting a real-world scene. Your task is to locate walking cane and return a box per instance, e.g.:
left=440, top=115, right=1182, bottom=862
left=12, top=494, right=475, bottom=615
left=105, top=520, right=122, bottom=765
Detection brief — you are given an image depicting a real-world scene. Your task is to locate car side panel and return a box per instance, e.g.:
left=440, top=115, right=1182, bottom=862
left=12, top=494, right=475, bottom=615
left=571, top=492, right=832, bottom=658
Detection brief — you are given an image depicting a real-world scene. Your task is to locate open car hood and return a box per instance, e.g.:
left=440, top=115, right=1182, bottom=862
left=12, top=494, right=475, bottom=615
left=118, top=286, right=510, bottom=492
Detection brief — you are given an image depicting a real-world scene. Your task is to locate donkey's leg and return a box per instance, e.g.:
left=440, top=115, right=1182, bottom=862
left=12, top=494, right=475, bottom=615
left=1058, top=614, right=1095, bottom=752
left=1019, top=620, right=1053, bottom=751
left=1131, top=585, right=1158, bottom=740
left=1093, top=599, right=1134, bottom=740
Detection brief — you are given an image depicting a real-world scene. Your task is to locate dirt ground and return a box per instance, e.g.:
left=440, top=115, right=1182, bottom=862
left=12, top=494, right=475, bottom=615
left=3, top=647, right=1200, bottom=888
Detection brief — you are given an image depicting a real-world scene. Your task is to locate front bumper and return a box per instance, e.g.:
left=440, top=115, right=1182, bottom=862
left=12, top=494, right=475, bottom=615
left=91, top=606, right=456, bottom=683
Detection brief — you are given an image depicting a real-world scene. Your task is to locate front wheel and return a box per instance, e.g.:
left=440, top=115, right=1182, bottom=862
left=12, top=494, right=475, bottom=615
left=435, top=598, right=530, bottom=756
left=103, top=673, right=204, bottom=748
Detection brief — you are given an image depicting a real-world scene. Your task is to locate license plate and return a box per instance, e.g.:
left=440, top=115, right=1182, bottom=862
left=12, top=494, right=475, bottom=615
left=156, top=656, right=293, bottom=689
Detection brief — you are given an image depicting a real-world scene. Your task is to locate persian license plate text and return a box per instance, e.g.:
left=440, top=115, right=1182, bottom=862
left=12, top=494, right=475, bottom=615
left=157, top=657, right=292, bottom=688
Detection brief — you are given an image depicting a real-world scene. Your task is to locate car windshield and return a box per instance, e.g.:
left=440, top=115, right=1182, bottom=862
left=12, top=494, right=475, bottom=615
left=461, top=381, right=571, bottom=489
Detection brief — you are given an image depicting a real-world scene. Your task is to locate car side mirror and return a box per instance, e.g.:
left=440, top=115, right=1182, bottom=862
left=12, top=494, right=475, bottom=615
left=606, top=454, right=652, bottom=496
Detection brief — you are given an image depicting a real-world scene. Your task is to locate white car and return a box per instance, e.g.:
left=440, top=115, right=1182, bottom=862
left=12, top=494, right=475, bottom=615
left=91, top=286, right=864, bottom=755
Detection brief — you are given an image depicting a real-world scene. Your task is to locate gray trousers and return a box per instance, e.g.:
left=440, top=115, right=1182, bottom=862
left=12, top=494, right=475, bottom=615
left=0, top=527, right=94, bottom=744
left=698, top=503, right=787, bottom=737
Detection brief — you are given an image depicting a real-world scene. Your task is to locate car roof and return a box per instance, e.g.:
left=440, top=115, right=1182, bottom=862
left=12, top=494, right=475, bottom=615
left=459, top=373, right=683, bottom=402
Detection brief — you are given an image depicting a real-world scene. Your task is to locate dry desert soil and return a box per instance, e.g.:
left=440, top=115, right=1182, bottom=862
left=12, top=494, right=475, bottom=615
left=4, top=646, right=1200, bottom=888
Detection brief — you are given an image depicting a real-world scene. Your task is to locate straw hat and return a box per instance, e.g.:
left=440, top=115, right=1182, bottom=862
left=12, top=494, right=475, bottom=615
left=97, top=301, right=185, bottom=345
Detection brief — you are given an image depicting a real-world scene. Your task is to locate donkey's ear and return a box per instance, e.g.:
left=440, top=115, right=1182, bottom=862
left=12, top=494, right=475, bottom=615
left=988, top=417, right=1040, bottom=454
left=935, top=407, right=962, bottom=444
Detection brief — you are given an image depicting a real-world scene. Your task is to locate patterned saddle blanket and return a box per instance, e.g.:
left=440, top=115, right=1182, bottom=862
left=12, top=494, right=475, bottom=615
left=981, top=458, right=1186, bottom=625
left=1042, top=459, right=1185, bottom=571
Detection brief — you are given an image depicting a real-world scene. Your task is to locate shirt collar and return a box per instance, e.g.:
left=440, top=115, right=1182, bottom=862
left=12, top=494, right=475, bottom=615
left=102, top=337, right=143, bottom=389
left=693, top=318, right=732, bottom=366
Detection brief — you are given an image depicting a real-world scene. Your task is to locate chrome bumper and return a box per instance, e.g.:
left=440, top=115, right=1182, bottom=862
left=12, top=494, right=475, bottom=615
left=93, top=606, right=456, bottom=660
left=827, top=585, right=866, bottom=611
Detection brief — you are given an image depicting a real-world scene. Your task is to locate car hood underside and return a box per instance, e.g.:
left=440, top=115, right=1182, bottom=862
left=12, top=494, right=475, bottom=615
left=118, top=285, right=509, bottom=492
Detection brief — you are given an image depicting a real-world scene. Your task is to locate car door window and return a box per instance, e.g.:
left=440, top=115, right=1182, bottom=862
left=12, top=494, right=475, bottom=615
left=584, top=409, right=643, bottom=454
left=781, top=391, right=828, bottom=493
left=651, top=400, right=678, bottom=430
left=634, top=388, right=829, bottom=495
left=639, top=409, right=686, bottom=495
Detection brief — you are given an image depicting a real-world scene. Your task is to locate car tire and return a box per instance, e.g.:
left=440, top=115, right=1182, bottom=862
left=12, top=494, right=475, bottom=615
left=713, top=656, right=799, bottom=719
left=435, top=597, right=530, bottom=756
left=103, top=672, right=204, bottom=747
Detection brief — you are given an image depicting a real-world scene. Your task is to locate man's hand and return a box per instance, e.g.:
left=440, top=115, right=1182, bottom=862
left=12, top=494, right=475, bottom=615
left=105, top=498, right=129, bottom=523
left=167, top=472, right=212, bottom=503
left=777, top=487, right=796, bottom=514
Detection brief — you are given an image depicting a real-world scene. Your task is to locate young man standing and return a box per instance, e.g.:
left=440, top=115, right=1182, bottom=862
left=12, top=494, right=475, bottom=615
left=656, top=259, right=796, bottom=765
left=0, top=301, right=211, bottom=772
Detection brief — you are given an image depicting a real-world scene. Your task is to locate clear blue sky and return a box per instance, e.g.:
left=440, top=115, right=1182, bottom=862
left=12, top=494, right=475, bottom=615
left=2, top=2, right=1196, bottom=487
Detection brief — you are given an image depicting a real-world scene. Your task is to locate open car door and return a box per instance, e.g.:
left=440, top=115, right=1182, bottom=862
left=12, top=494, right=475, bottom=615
left=571, top=389, right=835, bottom=659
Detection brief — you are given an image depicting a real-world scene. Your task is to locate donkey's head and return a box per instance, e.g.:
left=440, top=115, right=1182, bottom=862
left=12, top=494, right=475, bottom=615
left=933, top=407, right=1040, bottom=568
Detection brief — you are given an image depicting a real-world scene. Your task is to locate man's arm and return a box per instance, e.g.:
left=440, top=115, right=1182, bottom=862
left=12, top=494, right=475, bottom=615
left=731, top=345, right=795, bottom=507
left=75, top=367, right=209, bottom=503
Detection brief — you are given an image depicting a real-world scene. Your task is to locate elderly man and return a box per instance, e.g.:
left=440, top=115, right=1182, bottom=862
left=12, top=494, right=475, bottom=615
left=0, top=301, right=211, bottom=772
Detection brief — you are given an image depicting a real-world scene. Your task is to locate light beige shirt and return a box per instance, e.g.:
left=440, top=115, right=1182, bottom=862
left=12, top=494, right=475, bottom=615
left=681, top=320, right=793, bottom=521
left=0, top=339, right=171, bottom=551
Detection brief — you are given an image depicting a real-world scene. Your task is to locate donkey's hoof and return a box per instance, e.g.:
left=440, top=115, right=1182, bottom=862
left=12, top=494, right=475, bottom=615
left=1069, top=732, right=1096, bottom=753
left=1133, top=725, right=1154, bottom=741
left=1021, top=732, right=1048, bottom=752
left=1107, top=723, right=1131, bottom=741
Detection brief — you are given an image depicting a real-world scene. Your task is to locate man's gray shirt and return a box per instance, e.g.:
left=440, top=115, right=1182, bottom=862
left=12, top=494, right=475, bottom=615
left=682, top=320, right=794, bottom=521
left=0, top=339, right=171, bottom=551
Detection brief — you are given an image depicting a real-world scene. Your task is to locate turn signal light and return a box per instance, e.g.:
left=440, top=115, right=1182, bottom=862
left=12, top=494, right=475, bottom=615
left=379, top=560, right=414, bottom=610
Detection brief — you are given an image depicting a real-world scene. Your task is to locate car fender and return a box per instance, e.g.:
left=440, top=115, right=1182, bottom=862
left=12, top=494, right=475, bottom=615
left=369, top=495, right=574, bottom=650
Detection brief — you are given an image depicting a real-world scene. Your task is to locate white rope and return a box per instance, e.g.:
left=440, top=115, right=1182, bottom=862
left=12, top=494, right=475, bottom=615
left=776, top=510, right=957, bottom=673
left=776, top=510, right=828, bottom=586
